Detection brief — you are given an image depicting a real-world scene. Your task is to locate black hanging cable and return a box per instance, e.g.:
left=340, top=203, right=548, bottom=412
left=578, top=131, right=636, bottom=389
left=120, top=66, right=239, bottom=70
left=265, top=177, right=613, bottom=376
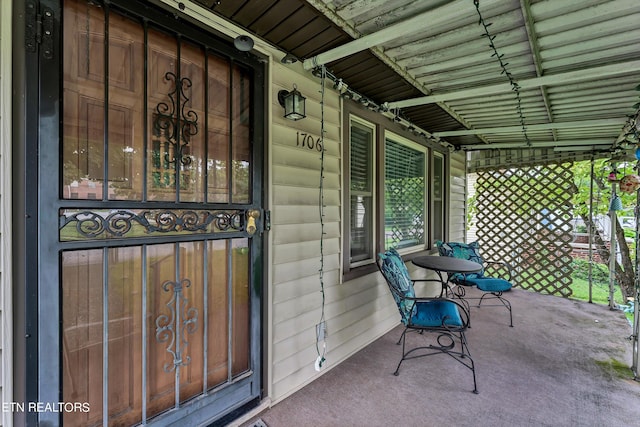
left=316, top=67, right=454, bottom=150
left=315, top=65, right=327, bottom=370
left=473, top=0, right=531, bottom=146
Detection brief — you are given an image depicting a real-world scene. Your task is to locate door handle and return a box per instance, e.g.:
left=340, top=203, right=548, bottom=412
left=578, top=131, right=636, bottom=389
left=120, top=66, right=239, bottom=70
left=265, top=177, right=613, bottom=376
left=245, top=209, right=260, bottom=235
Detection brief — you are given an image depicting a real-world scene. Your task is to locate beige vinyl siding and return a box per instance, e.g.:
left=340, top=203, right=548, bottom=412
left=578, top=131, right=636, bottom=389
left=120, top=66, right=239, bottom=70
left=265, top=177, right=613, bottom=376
left=0, top=1, right=12, bottom=425
left=270, top=63, right=341, bottom=401
left=269, top=64, right=398, bottom=402
left=449, top=151, right=467, bottom=243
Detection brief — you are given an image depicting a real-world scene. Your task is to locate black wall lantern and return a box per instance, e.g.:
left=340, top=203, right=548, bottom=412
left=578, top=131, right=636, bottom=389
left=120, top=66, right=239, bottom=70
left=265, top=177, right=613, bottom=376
left=278, top=84, right=306, bottom=121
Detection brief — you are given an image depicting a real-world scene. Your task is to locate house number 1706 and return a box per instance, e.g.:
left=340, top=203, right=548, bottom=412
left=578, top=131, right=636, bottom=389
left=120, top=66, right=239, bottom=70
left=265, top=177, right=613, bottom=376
left=297, top=131, right=323, bottom=152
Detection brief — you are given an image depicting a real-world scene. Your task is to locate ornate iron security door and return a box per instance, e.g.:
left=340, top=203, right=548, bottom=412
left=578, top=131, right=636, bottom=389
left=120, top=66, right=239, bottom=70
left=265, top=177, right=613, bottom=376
left=31, top=0, right=264, bottom=425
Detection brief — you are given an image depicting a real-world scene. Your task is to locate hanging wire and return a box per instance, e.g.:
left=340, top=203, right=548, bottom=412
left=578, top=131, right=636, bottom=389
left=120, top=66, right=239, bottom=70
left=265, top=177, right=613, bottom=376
left=311, top=67, right=455, bottom=151
left=473, top=0, right=531, bottom=146
left=315, top=65, right=328, bottom=369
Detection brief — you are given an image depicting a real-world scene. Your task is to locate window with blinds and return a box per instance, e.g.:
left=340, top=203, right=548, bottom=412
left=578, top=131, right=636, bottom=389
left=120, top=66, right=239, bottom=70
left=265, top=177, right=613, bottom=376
left=344, top=112, right=444, bottom=279
left=350, top=120, right=374, bottom=264
left=384, top=137, right=426, bottom=250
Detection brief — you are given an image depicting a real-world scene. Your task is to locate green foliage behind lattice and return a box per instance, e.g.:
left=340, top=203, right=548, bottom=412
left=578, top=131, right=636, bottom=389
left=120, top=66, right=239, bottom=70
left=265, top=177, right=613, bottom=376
left=474, top=163, right=575, bottom=296
left=385, top=177, right=425, bottom=249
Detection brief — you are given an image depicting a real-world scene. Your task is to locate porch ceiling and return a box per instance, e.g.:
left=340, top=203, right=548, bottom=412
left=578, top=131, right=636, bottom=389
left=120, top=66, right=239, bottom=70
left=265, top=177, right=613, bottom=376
left=198, top=0, right=640, bottom=157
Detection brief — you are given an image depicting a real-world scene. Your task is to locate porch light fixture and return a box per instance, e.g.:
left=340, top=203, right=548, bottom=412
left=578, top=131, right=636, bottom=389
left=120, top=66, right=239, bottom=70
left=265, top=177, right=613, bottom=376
left=281, top=53, right=298, bottom=64
left=233, top=35, right=254, bottom=52
left=278, top=85, right=306, bottom=121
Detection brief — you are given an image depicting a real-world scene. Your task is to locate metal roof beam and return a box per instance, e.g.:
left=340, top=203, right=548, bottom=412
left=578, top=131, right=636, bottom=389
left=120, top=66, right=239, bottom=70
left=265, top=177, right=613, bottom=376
left=519, top=0, right=556, bottom=142
left=553, top=145, right=613, bottom=152
left=302, top=0, right=502, bottom=70
left=303, top=0, right=489, bottom=144
left=461, top=139, right=612, bottom=151
left=387, top=60, right=640, bottom=108
left=434, top=119, right=624, bottom=137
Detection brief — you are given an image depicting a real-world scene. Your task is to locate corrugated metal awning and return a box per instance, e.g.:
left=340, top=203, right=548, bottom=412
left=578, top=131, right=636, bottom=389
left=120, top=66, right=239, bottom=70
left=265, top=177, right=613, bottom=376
left=197, top=0, right=640, bottom=160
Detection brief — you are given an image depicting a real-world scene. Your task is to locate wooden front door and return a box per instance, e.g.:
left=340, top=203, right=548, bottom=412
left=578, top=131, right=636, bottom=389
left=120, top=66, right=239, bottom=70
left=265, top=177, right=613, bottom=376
left=30, top=0, right=264, bottom=425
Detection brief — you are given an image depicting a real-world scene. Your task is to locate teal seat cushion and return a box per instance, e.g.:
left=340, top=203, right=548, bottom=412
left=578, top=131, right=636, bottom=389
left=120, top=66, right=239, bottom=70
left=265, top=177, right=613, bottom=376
left=463, top=277, right=512, bottom=292
left=411, top=300, right=463, bottom=327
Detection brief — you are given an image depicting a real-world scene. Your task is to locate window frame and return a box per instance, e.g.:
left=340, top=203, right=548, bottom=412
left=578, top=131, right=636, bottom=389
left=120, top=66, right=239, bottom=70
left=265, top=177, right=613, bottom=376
left=348, top=115, right=377, bottom=267
left=341, top=101, right=448, bottom=281
left=431, top=151, right=446, bottom=246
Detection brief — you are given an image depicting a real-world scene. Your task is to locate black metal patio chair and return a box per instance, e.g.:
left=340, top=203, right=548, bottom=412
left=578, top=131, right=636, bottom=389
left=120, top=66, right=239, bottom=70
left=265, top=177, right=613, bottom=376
left=436, top=240, right=514, bottom=327
left=377, top=248, right=478, bottom=393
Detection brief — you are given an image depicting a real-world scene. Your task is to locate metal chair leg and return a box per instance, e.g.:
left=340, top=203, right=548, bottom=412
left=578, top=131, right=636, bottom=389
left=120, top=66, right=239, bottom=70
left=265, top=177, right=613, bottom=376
left=478, top=292, right=513, bottom=327
left=393, top=328, right=478, bottom=393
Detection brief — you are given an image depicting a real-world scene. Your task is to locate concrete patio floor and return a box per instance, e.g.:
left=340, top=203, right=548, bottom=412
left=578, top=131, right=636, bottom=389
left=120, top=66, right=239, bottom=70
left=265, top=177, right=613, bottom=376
left=238, top=288, right=640, bottom=427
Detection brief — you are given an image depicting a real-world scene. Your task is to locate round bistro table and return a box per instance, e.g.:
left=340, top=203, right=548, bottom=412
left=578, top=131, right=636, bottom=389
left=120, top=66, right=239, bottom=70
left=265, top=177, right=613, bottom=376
left=411, top=256, right=482, bottom=297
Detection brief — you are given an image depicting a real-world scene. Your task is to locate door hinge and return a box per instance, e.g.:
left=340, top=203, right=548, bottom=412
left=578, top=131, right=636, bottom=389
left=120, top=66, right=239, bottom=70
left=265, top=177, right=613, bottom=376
left=264, top=210, right=271, bottom=231
left=25, top=0, right=54, bottom=59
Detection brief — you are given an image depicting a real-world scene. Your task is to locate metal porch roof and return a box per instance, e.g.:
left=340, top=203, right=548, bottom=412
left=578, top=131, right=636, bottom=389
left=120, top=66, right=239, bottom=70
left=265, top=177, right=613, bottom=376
left=196, top=0, right=640, bottom=159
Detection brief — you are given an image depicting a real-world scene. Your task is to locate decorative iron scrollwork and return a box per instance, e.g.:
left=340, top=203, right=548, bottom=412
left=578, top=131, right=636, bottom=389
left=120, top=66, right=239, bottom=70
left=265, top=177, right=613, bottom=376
left=155, top=279, right=198, bottom=372
left=154, top=72, right=198, bottom=166
left=60, top=209, right=244, bottom=239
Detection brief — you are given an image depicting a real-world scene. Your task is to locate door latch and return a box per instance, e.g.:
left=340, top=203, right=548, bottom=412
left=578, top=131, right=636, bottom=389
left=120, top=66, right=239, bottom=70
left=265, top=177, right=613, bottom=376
left=245, top=209, right=261, bottom=236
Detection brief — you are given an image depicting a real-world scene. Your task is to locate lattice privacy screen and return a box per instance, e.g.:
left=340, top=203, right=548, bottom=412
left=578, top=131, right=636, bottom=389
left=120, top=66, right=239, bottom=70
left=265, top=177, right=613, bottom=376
left=474, top=163, right=575, bottom=296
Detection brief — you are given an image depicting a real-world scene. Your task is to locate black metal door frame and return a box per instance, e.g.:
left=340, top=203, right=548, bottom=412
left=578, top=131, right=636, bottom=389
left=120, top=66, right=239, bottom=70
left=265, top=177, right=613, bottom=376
left=13, top=0, right=266, bottom=425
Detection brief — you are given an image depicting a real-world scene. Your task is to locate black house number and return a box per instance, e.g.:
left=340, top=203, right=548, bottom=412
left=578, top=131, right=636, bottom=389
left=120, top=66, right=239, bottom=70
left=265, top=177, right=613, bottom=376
left=296, top=131, right=323, bottom=152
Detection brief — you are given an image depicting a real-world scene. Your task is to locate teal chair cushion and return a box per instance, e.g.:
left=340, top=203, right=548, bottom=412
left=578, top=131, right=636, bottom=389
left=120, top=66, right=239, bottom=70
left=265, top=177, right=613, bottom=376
left=436, top=240, right=485, bottom=280
left=462, top=277, right=512, bottom=293
left=411, top=300, right=463, bottom=327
